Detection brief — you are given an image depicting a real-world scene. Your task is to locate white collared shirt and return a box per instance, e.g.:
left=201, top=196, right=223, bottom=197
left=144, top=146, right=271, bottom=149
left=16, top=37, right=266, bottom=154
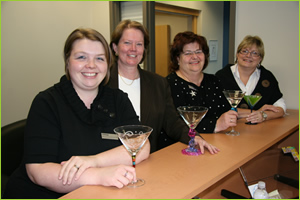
left=118, top=75, right=141, bottom=120
left=231, top=64, right=286, bottom=112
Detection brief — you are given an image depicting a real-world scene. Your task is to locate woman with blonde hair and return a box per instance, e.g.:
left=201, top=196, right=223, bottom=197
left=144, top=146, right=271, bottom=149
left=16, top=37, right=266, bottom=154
left=216, top=35, right=286, bottom=123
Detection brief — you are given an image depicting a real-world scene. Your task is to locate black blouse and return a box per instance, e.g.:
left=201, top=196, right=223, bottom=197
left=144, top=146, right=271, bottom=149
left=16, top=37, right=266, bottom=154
left=3, top=75, right=139, bottom=199
left=166, top=72, right=231, bottom=133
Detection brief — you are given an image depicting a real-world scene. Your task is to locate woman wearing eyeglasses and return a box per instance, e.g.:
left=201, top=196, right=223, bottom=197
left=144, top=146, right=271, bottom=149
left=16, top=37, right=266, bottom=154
left=216, top=35, right=286, bottom=123
left=166, top=31, right=234, bottom=134
left=108, top=20, right=220, bottom=154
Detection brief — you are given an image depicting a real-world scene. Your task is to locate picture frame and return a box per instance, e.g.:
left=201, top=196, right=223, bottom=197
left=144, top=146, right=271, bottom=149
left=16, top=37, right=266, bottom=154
left=209, top=40, right=218, bottom=61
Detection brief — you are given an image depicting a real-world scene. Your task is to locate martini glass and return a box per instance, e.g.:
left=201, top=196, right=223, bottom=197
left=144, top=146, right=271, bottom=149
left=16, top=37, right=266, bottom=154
left=177, top=106, right=208, bottom=156
left=114, top=125, right=152, bottom=188
left=244, top=95, right=262, bottom=125
left=223, top=90, right=245, bottom=136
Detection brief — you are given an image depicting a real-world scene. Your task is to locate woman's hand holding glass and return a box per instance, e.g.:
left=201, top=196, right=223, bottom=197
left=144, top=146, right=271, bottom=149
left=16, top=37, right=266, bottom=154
left=246, top=104, right=282, bottom=124
left=246, top=110, right=264, bottom=124
left=95, top=165, right=136, bottom=188
left=214, top=110, right=238, bottom=133
left=58, top=155, right=136, bottom=188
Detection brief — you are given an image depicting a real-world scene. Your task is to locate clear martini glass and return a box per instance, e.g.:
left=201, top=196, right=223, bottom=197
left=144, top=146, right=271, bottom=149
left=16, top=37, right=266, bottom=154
left=114, top=125, right=153, bottom=188
left=177, top=106, right=208, bottom=156
left=244, top=95, right=262, bottom=125
left=223, top=90, right=245, bottom=136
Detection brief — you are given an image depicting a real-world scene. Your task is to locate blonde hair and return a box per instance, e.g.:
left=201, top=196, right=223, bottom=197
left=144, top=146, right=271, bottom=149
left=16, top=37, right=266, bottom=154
left=235, top=35, right=265, bottom=64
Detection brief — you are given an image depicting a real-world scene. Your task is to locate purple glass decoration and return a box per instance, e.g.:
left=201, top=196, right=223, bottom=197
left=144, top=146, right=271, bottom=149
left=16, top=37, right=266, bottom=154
left=177, top=106, right=208, bottom=156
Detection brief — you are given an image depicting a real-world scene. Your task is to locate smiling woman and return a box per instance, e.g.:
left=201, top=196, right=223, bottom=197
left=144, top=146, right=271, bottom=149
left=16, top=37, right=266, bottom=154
left=67, top=38, right=108, bottom=108
left=215, top=35, right=286, bottom=124
left=166, top=31, right=234, bottom=134
left=2, top=28, right=150, bottom=199
left=63, top=29, right=113, bottom=84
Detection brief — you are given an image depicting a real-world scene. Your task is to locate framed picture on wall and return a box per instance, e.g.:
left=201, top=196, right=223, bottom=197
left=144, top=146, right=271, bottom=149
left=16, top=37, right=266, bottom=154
left=209, top=40, right=218, bottom=61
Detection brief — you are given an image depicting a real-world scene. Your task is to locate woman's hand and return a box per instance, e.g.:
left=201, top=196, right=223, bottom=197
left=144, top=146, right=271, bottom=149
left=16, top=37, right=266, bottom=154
left=214, top=110, right=238, bottom=132
left=97, top=165, right=136, bottom=188
left=194, top=136, right=220, bottom=155
left=246, top=104, right=284, bottom=123
left=246, top=110, right=264, bottom=123
left=58, top=155, right=99, bottom=185
left=58, top=143, right=150, bottom=186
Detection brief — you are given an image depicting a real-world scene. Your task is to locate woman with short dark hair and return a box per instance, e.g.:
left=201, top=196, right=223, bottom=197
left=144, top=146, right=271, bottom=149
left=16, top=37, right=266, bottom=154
left=167, top=31, right=234, bottom=133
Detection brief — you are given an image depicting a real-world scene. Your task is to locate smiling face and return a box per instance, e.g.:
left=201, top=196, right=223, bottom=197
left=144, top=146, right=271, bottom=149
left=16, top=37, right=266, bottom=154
left=177, top=42, right=205, bottom=74
left=67, top=38, right=107, bottom=93
left=236, top=45, right=262, bottom=70
left=113, top=28, right=144, bottom=68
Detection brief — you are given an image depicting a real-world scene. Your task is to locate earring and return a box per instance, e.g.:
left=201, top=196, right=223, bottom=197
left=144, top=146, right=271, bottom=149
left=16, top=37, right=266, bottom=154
left=257, top=63, right=261, bottom=68
left=115, top=52, right=118, bottom=56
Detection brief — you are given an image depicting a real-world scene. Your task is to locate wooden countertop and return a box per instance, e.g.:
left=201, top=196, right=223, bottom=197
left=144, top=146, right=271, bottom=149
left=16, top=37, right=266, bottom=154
left=60, top=109, right=299, bottom=199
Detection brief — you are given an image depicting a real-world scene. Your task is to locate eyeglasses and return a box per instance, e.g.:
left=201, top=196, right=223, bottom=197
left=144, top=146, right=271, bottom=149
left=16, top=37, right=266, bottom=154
left=239, top=49, right=260, bottom=58
left=182, top=50, right=203, bottom=57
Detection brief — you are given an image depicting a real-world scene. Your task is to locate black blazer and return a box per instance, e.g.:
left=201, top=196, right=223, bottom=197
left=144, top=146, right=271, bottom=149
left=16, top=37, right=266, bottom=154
left=107, top=64, right=190, bottom=153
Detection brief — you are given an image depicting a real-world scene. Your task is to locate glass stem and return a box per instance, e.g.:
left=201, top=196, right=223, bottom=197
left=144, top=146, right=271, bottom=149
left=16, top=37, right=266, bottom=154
left=231, top=107, right=237, bottom=112
left=189, top=136, right=196, bottom=149
left=231, top=107, right=237, bottom=131
left=188, top=128, right=197, bottom=150
left=132, top=152, right=136, bottom=168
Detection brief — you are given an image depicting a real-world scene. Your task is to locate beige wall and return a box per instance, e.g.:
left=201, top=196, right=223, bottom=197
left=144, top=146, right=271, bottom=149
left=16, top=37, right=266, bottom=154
left=1, top=1, right=298, bottom=126
left=1, top=1, right=110, bottom=126
left=235, top=1, right=299, bottom=109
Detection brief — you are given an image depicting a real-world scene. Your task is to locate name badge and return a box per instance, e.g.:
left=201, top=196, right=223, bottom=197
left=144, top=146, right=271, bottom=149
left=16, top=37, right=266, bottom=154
left=101, top=133, right=119, bottom=140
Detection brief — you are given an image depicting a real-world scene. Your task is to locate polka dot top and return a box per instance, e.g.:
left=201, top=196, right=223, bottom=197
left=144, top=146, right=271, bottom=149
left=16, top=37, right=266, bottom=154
left=166, top=71, right=231, bottom=133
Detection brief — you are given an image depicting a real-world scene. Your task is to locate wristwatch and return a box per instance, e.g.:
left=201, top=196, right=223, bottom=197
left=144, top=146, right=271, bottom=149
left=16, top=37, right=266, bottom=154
left=261, top=111, right=267, bottom=121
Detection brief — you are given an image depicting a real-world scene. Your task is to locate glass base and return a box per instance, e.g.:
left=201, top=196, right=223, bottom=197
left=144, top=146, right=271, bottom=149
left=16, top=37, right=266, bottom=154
left=182, top=148, right=202, bottom=156
left=127, top=178, right=145, bottom=188
left=245, top=121, right=258, bottom=125
left=225, top=130, right=240, bottom=136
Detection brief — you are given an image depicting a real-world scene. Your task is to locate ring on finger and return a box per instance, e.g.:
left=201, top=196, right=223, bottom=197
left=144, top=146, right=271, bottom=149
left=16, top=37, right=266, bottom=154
left=124, top=171, right=128, bottom=178
left=74, top=164, right=80, bottom=170
left=230, top=119, right=233, bottom=123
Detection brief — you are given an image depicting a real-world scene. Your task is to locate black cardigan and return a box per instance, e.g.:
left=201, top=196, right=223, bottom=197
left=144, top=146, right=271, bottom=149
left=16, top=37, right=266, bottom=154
left=215, top=64, right=283, bottom=110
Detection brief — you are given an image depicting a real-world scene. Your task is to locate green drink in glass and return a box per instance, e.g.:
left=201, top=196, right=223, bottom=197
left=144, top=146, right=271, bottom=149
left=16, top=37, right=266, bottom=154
left=244, top=95, right=262, bottom=125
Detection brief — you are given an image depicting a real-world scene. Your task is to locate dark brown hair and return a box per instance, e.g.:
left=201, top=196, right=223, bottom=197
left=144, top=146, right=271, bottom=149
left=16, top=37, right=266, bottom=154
left=63, top=28, right=112, bottom=84
left=169, top=31, right=210, bottom=72
left=110, top=20, right=150, bottom=64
